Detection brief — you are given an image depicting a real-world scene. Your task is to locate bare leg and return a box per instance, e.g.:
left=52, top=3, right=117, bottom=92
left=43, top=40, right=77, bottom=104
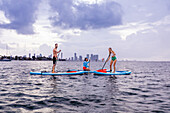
left=110, top=60, right=113, bottom=72
left=84, top=68, right=90, bottom=71
left=87, top=68, right=90, bottom=71
left=52, top=64, right=56, bottom=73
left=113, top=59, right=117, bottom=73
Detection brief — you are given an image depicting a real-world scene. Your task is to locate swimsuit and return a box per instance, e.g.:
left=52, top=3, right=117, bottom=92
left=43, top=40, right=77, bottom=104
left=83, top=61, right=89, bottom=70
left=112, top=56, right=116, bottom=61
left=83, top=67, right=87, bottom=70
left=53, top=56, right=56, bottom=64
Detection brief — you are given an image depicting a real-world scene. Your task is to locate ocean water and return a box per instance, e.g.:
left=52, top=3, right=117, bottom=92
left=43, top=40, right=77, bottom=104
left=0, top=61, right=169, bottom=113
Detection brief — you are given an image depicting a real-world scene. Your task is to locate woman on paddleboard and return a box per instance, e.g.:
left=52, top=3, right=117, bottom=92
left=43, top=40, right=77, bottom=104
left=83, top=58, right=90, bottom=71
left=106, top=47, right=117, bottom=73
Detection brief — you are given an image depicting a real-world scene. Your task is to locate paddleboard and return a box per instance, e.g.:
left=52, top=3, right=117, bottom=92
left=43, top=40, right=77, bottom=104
left=30, top=70, right=131, bottom=76
left=30, top=71, right=87, bottom=75
left=93, top=71, right=131, bottom=75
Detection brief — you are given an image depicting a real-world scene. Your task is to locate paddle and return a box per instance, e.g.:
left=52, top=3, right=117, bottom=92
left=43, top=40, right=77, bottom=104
left=97, top=54, right=110, bottom=72
left=88, top=59, right=91, bottom=74
left=55, top=52, right=60, bottom=72
left=89, top=59, right=90, bottom=69
left=56, top=52, right=60, bottom=64
left=102, top=54, right=110, bottom=69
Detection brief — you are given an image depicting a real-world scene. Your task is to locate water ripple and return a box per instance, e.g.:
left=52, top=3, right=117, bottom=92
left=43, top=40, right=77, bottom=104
left=0, top=61, right=169, bottom=112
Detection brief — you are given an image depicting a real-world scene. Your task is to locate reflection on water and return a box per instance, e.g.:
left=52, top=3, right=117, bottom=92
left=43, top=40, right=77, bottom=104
left=0, top=61, right=170, bottom=112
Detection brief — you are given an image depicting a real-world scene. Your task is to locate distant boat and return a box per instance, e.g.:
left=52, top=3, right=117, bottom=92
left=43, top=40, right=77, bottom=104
left=0, top=58, right=11, bottom=61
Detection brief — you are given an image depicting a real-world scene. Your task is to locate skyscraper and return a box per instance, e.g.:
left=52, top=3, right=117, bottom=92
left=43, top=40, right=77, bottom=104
left=79, top=55, right=82, bottom=61
left=39, top=54, right=42, bottom=57
left=94, top=55, right=99, bottom=61
left=61, top=52, right=63, bottom=59
left=96, top=55, right=99, bottom=61
left=74, top=53, right=77, bottom=61
left=86, top=54, right=89, bottom=59
left=29, top=53, right=31, bottom=58
left=90, top=54, right=94, bottom=61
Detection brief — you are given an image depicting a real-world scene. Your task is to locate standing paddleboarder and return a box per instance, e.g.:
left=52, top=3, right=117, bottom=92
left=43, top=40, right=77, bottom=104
left=106, top=47, right=117, bottom=73
left=52, top=43, right=61, bottom=73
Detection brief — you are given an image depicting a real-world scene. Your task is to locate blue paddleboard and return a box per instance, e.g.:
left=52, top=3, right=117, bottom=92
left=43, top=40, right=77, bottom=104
left=93, top=71, right=131, bottom=75
left=30, top=71, right=87, bottom=75
left=30, top=70, right=131, bottom=76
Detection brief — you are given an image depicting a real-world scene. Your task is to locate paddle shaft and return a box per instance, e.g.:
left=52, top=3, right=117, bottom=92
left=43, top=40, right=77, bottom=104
left=56, top=52, right=60, bottom=64
left=89, top=59, right=90, bottom=69
left=88, top=59, right=90, bottom=74
left=102, top=54, right=110, bottom=69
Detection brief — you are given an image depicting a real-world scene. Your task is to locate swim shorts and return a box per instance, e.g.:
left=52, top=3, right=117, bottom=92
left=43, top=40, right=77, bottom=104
left=83, top=67, right=87, bottom=70
left=112, top=56, right=116, bottom=61
left=53, top=56, right=56, bottom=64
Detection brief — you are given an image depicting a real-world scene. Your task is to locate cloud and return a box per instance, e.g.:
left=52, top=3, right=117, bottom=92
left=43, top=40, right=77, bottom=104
left=49, top=0, right=122, bottom=30
left=110, top=22, right=153, bottom=40
left=0, top=0, right=40, bottom=34
left=39, top=44, right=53, bottom=56
left=0, top=41, right=12, bottom=50
left=110, top=15, right=170, bottom=40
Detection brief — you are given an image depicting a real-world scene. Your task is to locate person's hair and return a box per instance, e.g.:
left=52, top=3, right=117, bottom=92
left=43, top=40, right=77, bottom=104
left=55, top=43, right=58, bottom=45
left=109, top=47, right=112, bottom=55
left=84, top=58, right=88, bottom=61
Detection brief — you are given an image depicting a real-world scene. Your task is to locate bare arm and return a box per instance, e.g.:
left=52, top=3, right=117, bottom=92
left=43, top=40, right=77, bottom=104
left=57, top=50, right=61, bottom=53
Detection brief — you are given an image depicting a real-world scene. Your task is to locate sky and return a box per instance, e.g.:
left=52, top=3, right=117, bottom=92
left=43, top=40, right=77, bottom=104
left=0, top=0, right=170, bottom=61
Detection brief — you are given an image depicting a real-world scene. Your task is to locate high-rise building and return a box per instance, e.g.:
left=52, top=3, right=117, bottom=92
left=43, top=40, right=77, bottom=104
left=86, top=54, right=89, bottom=59
left=61, top=52, right=63, bottom=59
left=90, top=54, right=94, bottom=61
left=71, top=57, right=73, bottom=61
left=96, top=55, right=99, bottom=61
left=94, top=55, right=99, bottom=61
left=39, top=54, right=42, bottom=57
left=79, top=55, right=82, bottom=61
left=29, top=53, right=31, bottom=58
left=32, top=53, right=36, bottom=60
left=74, top=53, right=77, bottom=61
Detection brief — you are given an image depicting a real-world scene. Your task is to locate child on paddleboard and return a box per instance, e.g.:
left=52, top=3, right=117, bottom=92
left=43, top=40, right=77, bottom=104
left=83, top=58, right=90, bottom=71
left=106, top=47, right=117, bottom=73
left=52, top=43, right=61, bottom=73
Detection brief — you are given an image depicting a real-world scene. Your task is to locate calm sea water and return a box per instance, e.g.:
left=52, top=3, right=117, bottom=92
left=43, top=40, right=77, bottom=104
left=0, top=61, right=169, bottom=113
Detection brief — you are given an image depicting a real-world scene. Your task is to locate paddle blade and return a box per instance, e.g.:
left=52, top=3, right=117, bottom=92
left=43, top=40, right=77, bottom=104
left=67, top=71, right=77, bottom=73
left=96, top=69, right=107, bottom=73
left=67, top=69, right=77, bottom=73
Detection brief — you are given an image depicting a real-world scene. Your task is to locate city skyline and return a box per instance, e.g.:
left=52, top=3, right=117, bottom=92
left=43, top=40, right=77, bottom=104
left=0, top=52, right=100, bottom=61
left=67, top=53, right=99, bottom=61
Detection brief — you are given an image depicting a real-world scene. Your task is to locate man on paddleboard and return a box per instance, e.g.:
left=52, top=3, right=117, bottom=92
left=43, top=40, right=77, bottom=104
left=52, top=43, right=61, bottom=73
left=106, top=47, right=117, bottom=73
left=83, top=58, right=90, bottom=71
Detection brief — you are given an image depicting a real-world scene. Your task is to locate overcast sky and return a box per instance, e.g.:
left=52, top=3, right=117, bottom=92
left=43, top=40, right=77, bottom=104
left=0, top=0, right=170, bottom=61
